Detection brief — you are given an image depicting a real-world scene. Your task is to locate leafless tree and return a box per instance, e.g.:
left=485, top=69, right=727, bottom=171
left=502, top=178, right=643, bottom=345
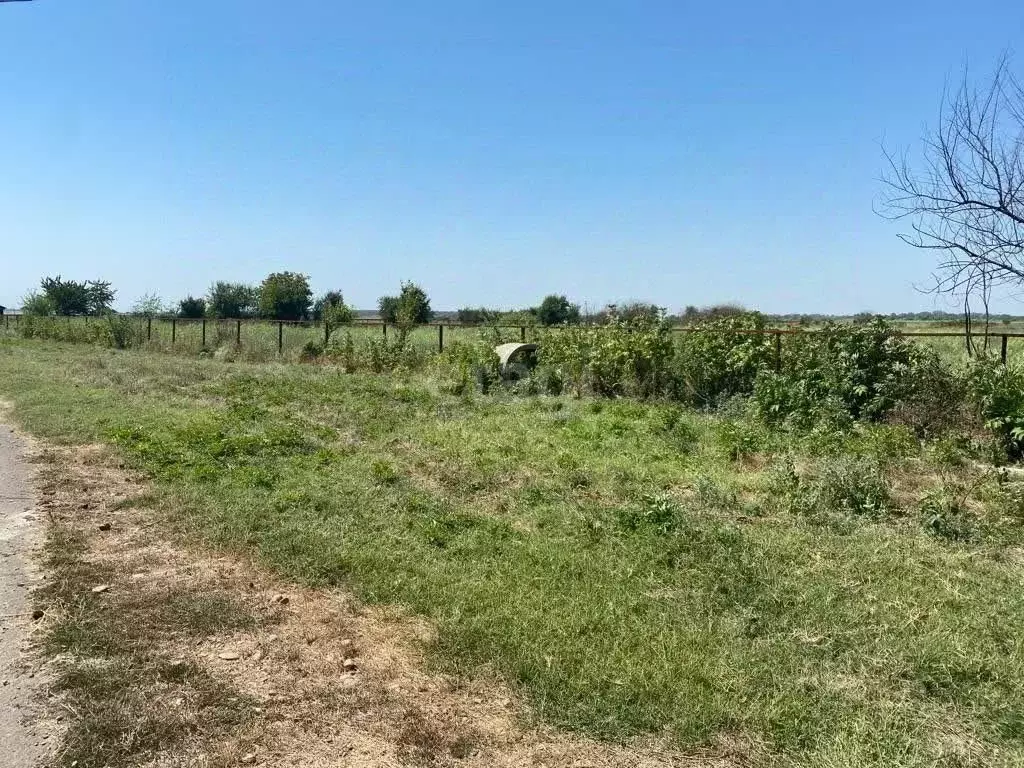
left=881, top=56, right=1024, bottom=353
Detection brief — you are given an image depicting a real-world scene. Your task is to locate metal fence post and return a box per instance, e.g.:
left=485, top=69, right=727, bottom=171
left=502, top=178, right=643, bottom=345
left=236, top=319, right=241, bottom=346
left=201, top=318, right=207, bottom=348
left=438, top=324, right=444, bottom=353
left=324, top=320, right=330, bottom=346
left=171, top=319, right=176, bottom=346
left=1002, top=334, right=1009, bottom=365
left=147, top=317, right=152, bottom=341
left=278, top=322, right=284, bottom=355
left=382, top=323, right=387, bottom=339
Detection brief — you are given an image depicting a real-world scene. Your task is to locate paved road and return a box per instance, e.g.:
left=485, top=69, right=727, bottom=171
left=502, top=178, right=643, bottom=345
left=0, top=423, right=45, bottom=765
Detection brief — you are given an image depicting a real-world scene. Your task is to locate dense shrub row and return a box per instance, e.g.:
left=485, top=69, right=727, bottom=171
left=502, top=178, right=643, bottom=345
left=16, top=314, right=144, bottom=349
left=512, top=311, right=1024, bottom=461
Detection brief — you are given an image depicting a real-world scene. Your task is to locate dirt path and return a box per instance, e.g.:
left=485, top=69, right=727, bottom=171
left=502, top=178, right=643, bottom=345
left=1, top=426, right=743, bottom=767
left=0, top=422, right=46, bottom=766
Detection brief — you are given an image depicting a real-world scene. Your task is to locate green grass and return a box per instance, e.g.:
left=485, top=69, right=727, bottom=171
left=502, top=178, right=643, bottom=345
left=4, top=338, right=1024, bottom=766
left=0, top=315, right=534, bottom=362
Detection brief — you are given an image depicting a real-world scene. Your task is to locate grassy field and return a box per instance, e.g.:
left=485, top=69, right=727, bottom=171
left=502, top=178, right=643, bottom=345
left=0, top=316, right=536, bottom=361
left=3, top=338, right=1024, bottom=766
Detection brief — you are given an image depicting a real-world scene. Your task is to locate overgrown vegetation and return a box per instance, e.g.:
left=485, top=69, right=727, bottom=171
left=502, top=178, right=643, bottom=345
left=10, top=305, right=1024, bottom=463
left=4, top=338, right=1024, bottom=767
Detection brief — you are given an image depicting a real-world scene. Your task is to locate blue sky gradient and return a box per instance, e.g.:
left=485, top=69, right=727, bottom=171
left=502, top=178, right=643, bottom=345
left=2, top=1, right=1022, bottom=313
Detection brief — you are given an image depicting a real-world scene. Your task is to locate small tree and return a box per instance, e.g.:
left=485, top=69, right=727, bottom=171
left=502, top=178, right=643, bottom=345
left=39, top=276, right=115, bottom=316
left=378, top=295, right=399, bottom=323
left=399, top=282, right=432, bottom=324
left=21, top=291, right=55, bottom=317
left=379, top=282, right=432, bottom=326
left=312, top=291, right=341, bottom=321
left=313, top=291, right=354, bottom=341
left=536, top=294, right=581, bottom=326
left=207, top=282, right=257, bottom=319
left=257, top=272, right=312, bottom=321
left=132, top=293, right=167, bottom=317
left=178, top=296, right=207, bottom=318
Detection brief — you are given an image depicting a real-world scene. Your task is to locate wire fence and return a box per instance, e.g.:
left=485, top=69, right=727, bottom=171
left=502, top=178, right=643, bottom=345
left=1, top=313, right=1021, bottom=364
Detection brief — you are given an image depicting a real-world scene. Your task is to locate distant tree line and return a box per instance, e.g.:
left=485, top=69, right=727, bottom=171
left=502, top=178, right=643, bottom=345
left=20, top=273, right=428, bottom=328
left=455, top=294, right=583, bottom=327
left=25, top=274, right=1024, bottom=329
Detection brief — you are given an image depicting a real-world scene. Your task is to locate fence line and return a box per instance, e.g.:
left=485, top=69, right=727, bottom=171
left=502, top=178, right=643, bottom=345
left=1, top=312, right=1019, bottom=364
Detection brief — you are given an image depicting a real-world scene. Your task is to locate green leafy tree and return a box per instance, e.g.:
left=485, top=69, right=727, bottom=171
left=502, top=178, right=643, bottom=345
left=397, top=282, right=433, bottom=324
left=456, top=307, right=496, bottom=325
left=132, top=293, right=167, bottom=317
left=536, top=294, right=581, bottom=326
left=257, top=272, right=312, bottom=321
left=378, top=295, right=400, bottom=323
left=178, top=296, right=207, bottom=318
left=379, top=282, right=432, bottom=326
left=313, top=291, right=354, bottom=341
left=39, top=276, right=115, bottom=316
left=312, top=291, right=344, bottom=321
left=21, top=291, right=55, bottom=317
left=207, top=282, right=257, bottom=319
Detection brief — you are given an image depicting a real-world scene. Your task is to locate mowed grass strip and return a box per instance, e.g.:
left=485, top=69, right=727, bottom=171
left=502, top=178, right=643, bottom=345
left=3, top=339, right=1024, bottom=767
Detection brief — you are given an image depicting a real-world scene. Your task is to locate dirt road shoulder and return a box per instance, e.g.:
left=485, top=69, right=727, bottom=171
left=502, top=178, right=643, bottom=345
left=0, top=421, right=48, bottom=766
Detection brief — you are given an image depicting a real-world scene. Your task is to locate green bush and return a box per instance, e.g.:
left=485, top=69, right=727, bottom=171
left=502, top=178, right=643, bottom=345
left=657, top=407, right=700, bottom=453
left=299, top=340, right=325, bottom=362
left=21, top=291, right=55, bottom=317
left=434, top=337, right=502, bottom=395
left=364, top=336, right=429, bottom=373
left=103, top=315, right=145, bottom=349
left=887, top=350, right=970, bottom=438
left=178, top=296, right=207, bottom=318
left=18, top=314, right=143, bottom=349
left=766, top=454, right=894, bottom=526
left=966, top=359, right=1024, bottom=460
left=752, top=320, right=937, bottom=426
left=615, top=493, right=684, bottom=535
left=536, top=294, right=581, bottom=326
left=539, top=309, right=674, bottom=398
left=378, top=282, right=433, bottom=326
left=920, top=488, right=977, bottom=542
left=713, top=417, right=769, bottom=462
left=670, top=312, right=775, bottom=407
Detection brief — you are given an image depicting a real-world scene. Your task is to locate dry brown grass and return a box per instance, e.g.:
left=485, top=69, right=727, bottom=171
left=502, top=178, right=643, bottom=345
left=30, top=440, right=743, bottom=768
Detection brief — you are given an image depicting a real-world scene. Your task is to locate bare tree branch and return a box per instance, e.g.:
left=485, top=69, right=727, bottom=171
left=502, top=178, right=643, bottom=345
left=881, top=56, right=1024, bottom=344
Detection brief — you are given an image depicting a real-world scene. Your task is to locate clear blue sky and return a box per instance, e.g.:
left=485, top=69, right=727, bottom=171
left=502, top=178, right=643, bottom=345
left=1, top=0, right=1022, bottom=313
